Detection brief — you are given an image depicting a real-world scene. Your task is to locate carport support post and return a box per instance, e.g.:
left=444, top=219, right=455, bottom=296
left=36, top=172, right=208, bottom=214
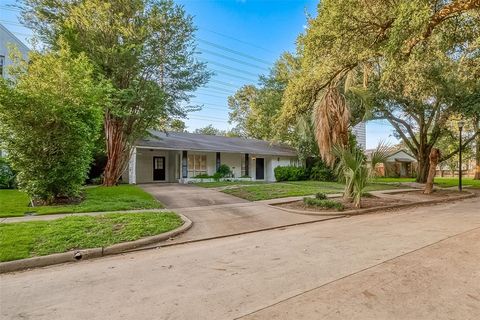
left=128, top=147, right=137, bottom=184
left=216, top=152, right=221, bottom=171
left=182, top=151, right=188, bottom=179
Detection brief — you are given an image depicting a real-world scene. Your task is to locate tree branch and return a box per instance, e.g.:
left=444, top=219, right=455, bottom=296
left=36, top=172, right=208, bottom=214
left=384, top=110, right=420, bottom=149
left=386, top=117, right=418, bottom=156
left=405, top=0, right=480, bottom=54
left=440, top=130, right=480, bottom=162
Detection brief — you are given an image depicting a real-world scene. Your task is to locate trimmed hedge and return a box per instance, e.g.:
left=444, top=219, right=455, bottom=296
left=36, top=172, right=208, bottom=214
left=274, top=166, right=307, bottom=181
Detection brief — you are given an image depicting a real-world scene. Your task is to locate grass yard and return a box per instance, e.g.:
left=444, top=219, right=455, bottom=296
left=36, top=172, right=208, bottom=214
left=221, top=181, right=404, bottom=201
left=0, top=211, right=182, bottom=262
left=0, top=185, right=162, bottom=218
left=372, top=177, right=480, bottom=188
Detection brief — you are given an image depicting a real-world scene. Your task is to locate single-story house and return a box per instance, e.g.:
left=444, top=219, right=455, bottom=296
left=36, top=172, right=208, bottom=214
left=366, top=148, right=417, bottom=178
left=123, top=130, right=300, bottom=184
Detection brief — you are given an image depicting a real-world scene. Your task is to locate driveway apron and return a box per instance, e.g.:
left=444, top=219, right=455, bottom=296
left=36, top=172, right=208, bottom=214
left=139, top=183, right=331, bottom=244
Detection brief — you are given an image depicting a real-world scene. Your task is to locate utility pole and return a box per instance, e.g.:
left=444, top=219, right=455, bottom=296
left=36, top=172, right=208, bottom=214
left=458, top=120, right=465, bottom=192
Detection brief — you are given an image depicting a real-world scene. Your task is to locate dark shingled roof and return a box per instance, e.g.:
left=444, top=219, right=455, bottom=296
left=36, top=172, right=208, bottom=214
left=136, top=130, right=297, bottom=156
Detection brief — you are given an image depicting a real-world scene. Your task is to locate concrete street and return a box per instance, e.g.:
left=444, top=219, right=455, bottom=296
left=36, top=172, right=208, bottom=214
left=1, top=196, right=479, bottom=319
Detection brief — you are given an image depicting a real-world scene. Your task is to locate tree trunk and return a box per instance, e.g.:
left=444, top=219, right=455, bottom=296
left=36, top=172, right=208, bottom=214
left=102, top=112, right=130, bottom=186
left=424, top=148, right=441, bottom=194
left=474, top=118, right=480, bottom=180
left=416, top=154, right=430, bottom=183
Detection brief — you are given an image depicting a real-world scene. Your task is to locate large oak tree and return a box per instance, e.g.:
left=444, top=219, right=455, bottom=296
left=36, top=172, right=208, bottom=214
left=282, top=0, right=480, bottom=181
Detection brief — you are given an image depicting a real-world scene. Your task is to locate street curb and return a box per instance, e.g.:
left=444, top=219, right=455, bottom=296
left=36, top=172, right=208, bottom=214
left=0, top=214, right=192, bottom=274
left=268, top=191, right=476, bottom=217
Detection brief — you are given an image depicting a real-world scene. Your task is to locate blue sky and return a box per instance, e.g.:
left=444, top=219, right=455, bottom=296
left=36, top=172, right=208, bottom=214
left=0, top=0, right=398, bottom=148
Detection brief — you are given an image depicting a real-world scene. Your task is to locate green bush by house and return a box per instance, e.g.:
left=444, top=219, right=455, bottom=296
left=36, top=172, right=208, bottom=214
left=274, top=166, right=308, bottom=181
left=305, top=158, right=336, bottom=181
left=0, top=157, right=16, bottom=189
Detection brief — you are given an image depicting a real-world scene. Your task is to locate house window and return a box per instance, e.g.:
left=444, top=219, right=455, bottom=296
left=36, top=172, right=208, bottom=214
left=0, top=55, right=5, bottom=78
left=188, top=154, right=207, bottom=177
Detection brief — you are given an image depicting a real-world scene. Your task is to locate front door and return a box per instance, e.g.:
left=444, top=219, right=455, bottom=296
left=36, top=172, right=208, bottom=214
left=255, top=158, right=264, bottom=180
left=153, top=156, right=166, bottom=181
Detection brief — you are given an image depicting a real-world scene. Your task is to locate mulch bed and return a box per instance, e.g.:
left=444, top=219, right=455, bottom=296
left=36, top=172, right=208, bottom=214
left=275, top=196, right=407, bottom=213
left=274, top=189, right=470, bottom=213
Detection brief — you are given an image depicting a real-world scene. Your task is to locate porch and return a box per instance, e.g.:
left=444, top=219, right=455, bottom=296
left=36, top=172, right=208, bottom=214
left=124, top=147, right=298, bottom=184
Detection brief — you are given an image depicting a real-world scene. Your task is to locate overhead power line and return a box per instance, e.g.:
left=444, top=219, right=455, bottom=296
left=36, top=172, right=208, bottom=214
left=210, top=69, right=256, bottom=83
left=188, top=117, right=228, bottom=124
left=198, top=38, right=272, bottom=66
left=199, top=48, right=270, bottom=72
left=202, top=60, right=261, bottom=78
left=198, top=26, right=274, bottom=54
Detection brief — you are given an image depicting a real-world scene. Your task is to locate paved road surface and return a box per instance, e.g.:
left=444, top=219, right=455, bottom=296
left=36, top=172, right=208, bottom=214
left=1, top=196, right=479, bottom=319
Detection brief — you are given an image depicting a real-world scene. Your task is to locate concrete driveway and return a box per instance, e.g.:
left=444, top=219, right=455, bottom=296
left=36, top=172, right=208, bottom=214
left=140, top=183, right=248, bottom=209
left=1, top=196, right=479, bottom=319
left=139, top=183, right=331, bottom=244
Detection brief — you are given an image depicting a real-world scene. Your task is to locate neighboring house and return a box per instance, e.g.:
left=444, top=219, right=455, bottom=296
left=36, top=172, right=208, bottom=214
left=0, top=23, right=30, bottom=158
left=0, top=23, right=30, bottom=79
left=366, top=148, right=417, bottom=178
left=123, top=131, right=299, bottom=184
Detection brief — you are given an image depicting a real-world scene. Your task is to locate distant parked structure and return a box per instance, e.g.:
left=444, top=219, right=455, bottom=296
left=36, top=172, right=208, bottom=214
left=0, top=23, right=30, bottom=79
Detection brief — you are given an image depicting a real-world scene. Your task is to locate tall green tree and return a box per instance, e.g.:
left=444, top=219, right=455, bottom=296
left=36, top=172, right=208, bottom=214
left=283, top=0, right=480, bottom=181
left=193, top=124, right=226, bottom=136
left=228, top=52, right=300, bottom=141
left=21, top=0, right=211, bottom=186
left=0, top=45, right=106, bottom=203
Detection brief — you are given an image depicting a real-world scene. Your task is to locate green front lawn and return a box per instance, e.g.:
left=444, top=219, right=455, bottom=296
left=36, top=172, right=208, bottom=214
left=0, top=212, right=182, bottom=262
left=221, top=181, right=404, bottom=201
left=0, top=185, right=162, bottom=218
left=371, top=177, right=480, bottom=188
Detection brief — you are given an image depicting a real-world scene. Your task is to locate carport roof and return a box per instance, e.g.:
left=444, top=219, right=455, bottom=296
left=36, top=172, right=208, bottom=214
left=135, top=130, right=298, bottom=156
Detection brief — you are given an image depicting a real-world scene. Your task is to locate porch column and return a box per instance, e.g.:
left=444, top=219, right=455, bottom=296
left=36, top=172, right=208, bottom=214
left=216, top=152, right=221, bottom=171
left=182, top=151, right=188, bottom=178
left=128, top=147, right=137, bottom=184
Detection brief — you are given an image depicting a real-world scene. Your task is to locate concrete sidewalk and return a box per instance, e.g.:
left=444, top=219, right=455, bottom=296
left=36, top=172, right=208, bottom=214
left=0, top=209, right=170, bottom=224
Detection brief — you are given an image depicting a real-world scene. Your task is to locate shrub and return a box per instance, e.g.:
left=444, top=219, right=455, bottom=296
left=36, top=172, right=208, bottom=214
left=307, top=159, right=335, bottom=181
left=274, top=166, right=307, bottom=181
left=303, top=197, right=344, bottom=211
left=212, top=172, right=223, bottom=181
left=315, top=192, right=327, bottom=200
left=0, top=157, right=16, bottom=189
left=0, top=46, right=106, bottom=203
left=216, top=164, right=231, bottom=178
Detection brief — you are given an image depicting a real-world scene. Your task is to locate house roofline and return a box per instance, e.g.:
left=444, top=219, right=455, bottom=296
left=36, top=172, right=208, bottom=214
left=0, top=23, right=30, bottom=53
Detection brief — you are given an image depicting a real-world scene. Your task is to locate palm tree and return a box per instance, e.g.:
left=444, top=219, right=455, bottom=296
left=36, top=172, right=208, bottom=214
left=312, top=85, right=350, bottom=166
left=333, top=143, right=389, bottom=208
